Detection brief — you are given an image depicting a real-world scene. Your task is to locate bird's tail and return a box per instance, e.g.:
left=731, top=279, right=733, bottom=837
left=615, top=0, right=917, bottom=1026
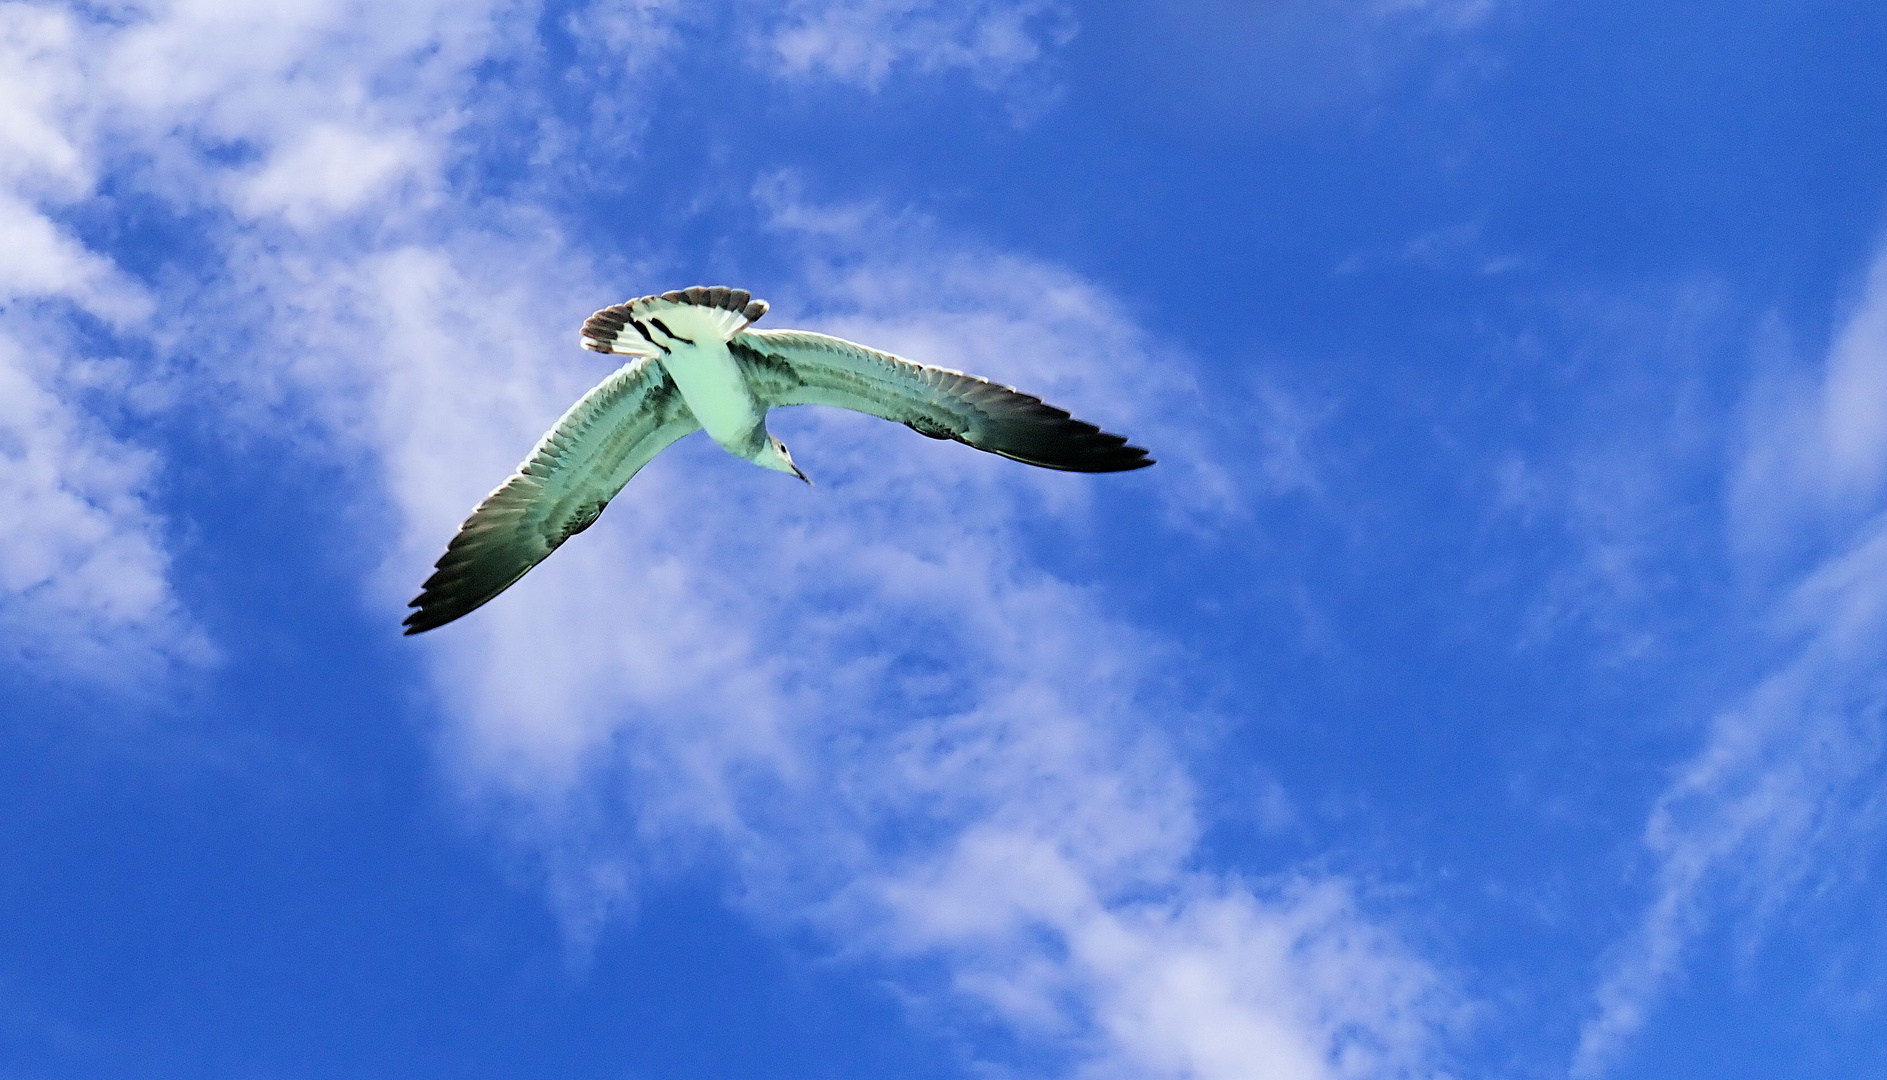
left=581, top=287, right=768, bottom=355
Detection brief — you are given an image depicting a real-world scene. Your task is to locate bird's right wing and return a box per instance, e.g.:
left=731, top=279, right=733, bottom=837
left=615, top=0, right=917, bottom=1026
left=404, top=357, right=700, bottom=635
left=730, top=329, right=1153, bottom=472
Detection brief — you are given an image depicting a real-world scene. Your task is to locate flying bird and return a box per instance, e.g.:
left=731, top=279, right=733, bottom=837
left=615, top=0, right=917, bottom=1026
left=403, top=287, right=1154, bottom=634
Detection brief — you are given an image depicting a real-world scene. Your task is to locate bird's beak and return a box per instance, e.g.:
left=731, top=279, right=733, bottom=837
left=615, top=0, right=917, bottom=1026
left=791, top=462, right=813, bottom=485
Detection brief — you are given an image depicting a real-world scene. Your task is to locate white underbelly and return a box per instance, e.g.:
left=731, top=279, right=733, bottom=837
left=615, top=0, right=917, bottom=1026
left=659, top=339, right=761, bottom=448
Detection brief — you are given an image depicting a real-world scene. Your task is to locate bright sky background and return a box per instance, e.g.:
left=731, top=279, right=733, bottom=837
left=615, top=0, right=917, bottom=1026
left=3, top=2, right=1885, bottom=1078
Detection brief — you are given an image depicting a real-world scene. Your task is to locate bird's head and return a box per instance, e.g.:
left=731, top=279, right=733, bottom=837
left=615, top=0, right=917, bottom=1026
left=758, top=433, right=812, bottom=485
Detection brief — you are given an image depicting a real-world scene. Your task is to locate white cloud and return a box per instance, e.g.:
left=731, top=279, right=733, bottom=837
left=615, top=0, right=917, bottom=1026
left=0, top=8, right=192, bottom=682
left=231, top=122, right=436, bottom=229
left=0, top=323, right=210, bottom=680
left=0, top=0, right=522, bottom=684
left=1572, top=238, right=1887, bottom=1077
left=863, top=849, right=1444, bottom=1080
left=1570, top=570, right=1887, bottom=1076
left=568, top=0, right=685, bottom=76
left=1734, top=244, right=1887, bottom=553
left=0, top=3, right=92, bottom=196
left=763, top=0, right=1075, bottom=94
left=1818, top=247, right=1887, bottom=498
left=0, top=194, right=146, bottom=313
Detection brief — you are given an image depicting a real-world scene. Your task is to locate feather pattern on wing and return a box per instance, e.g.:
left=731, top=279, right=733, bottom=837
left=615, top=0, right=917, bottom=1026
left=729, top=329, right=1153, bottom=472
left=403, top=357, right=700, bottom=634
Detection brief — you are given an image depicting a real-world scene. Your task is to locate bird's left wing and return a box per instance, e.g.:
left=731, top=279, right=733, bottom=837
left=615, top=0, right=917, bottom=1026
left=404, top=357, right=699, bottom=635
left=730, top=329, right=1153, bottom=472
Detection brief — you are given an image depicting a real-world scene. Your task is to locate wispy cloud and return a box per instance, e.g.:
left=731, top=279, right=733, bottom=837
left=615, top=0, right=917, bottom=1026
left=1371, top=0, right=1494, bottom=32
left=0, top=321, right=209, bottom=681
left=0, top=7, right=204, bottom=682
left=0, top=0, right=542, bottom=683
left=1572, top=238, right=1887, bottom=1077
left=1817, top=250, right=1887, bottom=498
left=1734, top=244, right=1887, bottom=547
left=1571, top=557, right=1887, bottom=1076
left=762, top=0, right=1075, bottom=96
left=1335, top=221, right=1524, bottom=278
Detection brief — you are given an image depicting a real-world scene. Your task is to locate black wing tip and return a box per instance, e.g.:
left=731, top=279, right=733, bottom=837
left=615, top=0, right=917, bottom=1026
left=1027, top=446, right=1157, bottom=472
left=402, top=592, right=462, bottom=635
left=402, top=606, right=443, bottom=636
left=1075, top=445, right=1156, bottom=472
left=402, top=586, right=496, bottom=635
left=402, top=551, right=540, bottom=635
left=402, top=526, right=545, bottom=636
left=962, top=394, right=1157, bottom=473
left=921, top=373, right=1155, bottom=474
left=965, top=430, right=1156, bottom=473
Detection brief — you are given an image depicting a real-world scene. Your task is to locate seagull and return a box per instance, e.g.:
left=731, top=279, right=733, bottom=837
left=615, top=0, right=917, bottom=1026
left=403, top=286, right=1154, bottom=634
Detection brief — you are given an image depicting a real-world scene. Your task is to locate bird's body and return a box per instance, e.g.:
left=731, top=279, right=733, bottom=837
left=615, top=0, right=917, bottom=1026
left=632, top=305, right=762, bottom=452
left=403, top=286, right=1153, bottom=634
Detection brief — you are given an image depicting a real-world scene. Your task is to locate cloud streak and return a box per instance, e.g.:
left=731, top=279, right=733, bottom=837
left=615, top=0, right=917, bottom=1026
left=1573, top=238, right=1887, bottom=1077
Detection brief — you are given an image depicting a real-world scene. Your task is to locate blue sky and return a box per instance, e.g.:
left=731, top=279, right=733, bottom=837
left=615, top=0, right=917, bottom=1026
left=3, top=1, right=1886, bottom=1077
